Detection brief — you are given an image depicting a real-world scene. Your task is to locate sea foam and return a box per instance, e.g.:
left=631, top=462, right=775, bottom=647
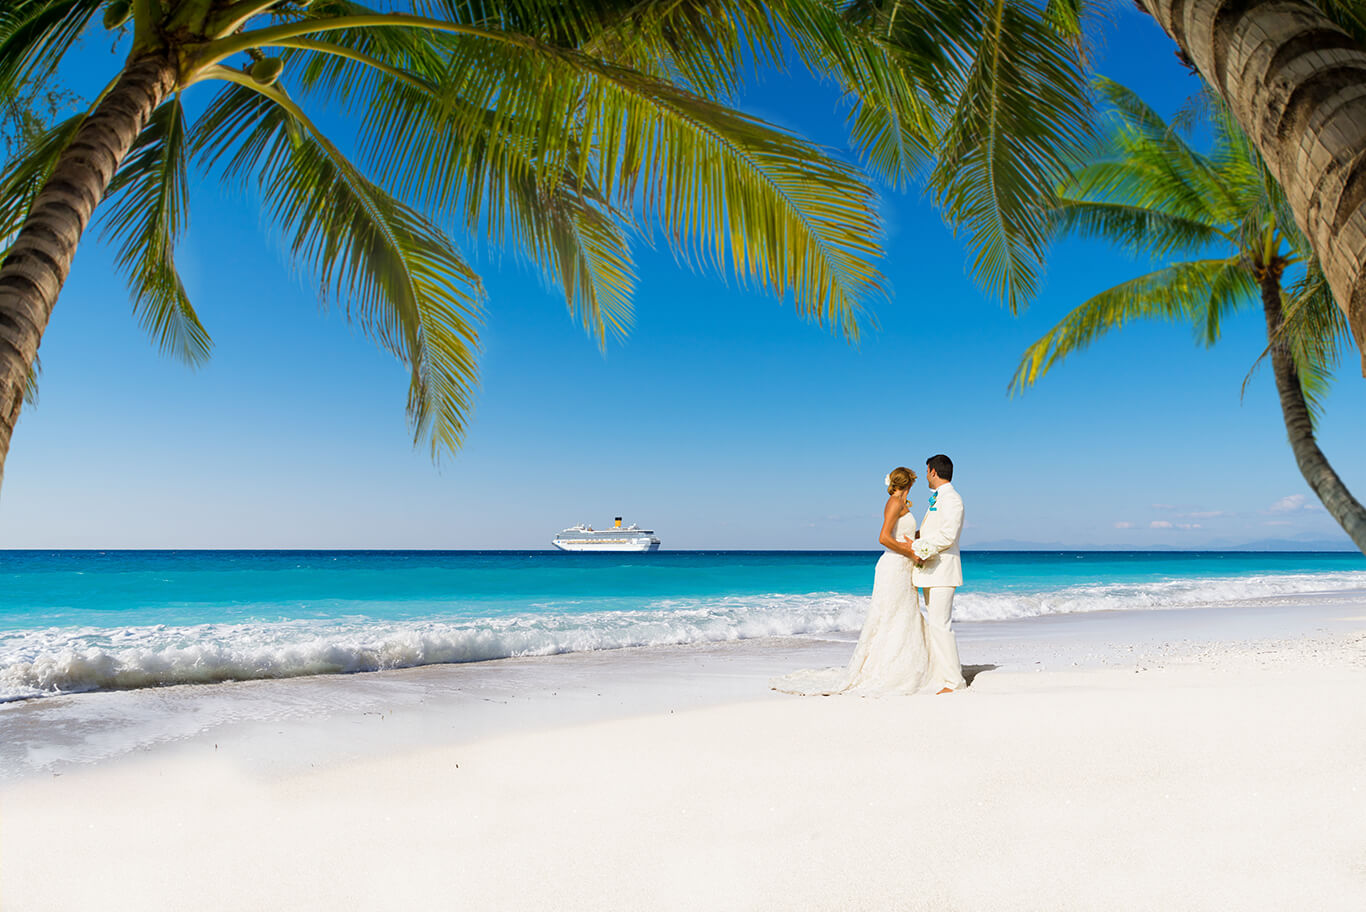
left=3, top=569, right=1364, bottom=701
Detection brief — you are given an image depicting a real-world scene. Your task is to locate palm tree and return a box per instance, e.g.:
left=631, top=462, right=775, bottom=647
left=1129, top=0, right=1366, bottom=374
left=0, top=2, right=873, bottom=495
left=1013, top=79, right=1366, bottom=552
left=0, top=0, right=1096, bottom=497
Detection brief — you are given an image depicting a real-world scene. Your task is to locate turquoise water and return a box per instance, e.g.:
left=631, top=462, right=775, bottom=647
left=2, top=550, right=1363, bottom=700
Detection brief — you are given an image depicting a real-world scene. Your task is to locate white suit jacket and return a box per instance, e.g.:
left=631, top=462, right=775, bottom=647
left=911, top=482, right=964, bottom=588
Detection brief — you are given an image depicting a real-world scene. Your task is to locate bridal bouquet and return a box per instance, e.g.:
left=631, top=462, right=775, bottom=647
left=912, top=539, right=935, bottom=561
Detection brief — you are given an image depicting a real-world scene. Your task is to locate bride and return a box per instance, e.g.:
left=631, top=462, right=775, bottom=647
left=771, top=466, right=933, bottom=696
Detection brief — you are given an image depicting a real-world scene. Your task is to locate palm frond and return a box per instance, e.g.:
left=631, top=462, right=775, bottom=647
left=1308, top=0, right=1366, bottom=46
left=0, top=110, right=84, bottom=248
left=1043, top=0, right=1085, bottom=37
left=271, top=25, right=634, bottom=343
left=536, top=180, right=636, bottom=344
left=296, top=27, right=885, bottom=336
left=0, top=0, right=101, bottom=100
left=1196, top=251, right=1258, bottom=344
left=100, top=96, right=212, bottom=365
left=22, top=354, right=38, bottom=407
left=1011, top=258, right=1250, bottom=392
left=841, top=67, right=937, bottom=188
left=778, top=0, right=944, bottom=189
left=416, top=0, right=788, bottom=100
left=192, top=76, right=484, bottom=457
left=1243, top=264, right=1354, bottom=428
left=1085, top=78, right=1246, bottom=226
left=1091, top=76, right=1174, bottom=140
left=1051, top=198, right=1226, bottom=258
left=927, top=0, right=1093, bottom=311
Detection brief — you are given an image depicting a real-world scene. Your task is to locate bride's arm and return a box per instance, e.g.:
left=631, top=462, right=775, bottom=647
left=877, top=496, right=918, bottom=558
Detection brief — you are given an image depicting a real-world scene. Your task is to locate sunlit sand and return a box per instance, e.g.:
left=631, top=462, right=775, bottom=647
left=2, top=592, right=1363, bottom=911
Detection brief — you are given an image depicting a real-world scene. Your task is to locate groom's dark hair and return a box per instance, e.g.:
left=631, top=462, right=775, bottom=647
left=926, top=454, right=953, bottom=481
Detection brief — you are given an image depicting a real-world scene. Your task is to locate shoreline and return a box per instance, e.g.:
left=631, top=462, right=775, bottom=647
left=6, top=550, right=1364, bottom=703
left=1, top=594, right=1362, bottom=910
left=1, top=588, right=1362, bottom=784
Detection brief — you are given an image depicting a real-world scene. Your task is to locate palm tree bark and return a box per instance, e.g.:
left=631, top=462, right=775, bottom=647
left=1260, top=269, right=1366, bottom=552
left=0, top=52, right=177, bottom=496
left=1138, top=0, right=1366, bottom=373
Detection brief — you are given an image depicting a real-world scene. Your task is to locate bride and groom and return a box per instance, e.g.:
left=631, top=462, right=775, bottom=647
left=772, top=455, right=967, bottom=696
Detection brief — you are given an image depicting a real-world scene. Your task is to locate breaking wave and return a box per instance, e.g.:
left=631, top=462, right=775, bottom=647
left=4, top=570, right=1364, bottom=701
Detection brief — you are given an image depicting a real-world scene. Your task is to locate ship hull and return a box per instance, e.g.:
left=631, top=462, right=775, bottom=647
left=551, top=539, right=661, bottom=552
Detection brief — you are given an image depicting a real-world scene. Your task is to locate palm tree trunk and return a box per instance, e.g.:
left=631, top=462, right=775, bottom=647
left=1260, top=272, right=1366, bottom=552
left=1138, top=0, right=1366, bottom=374
left=0, top=52, right=177, bottom=496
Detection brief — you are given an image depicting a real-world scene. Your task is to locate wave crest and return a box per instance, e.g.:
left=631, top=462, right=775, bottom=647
left=4, top=569, right=1364, bottom=700
left=0, top=595, right=866, bottom=701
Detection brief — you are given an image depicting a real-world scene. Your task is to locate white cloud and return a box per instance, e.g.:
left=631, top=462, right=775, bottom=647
left=1150, top=520, right=1173, bottom=529
left=1176, top=523, right=1202, bottom=530
left=1113, top=521, right=1134, bottom=529
left=1268, top=494, right=1322, bottom=513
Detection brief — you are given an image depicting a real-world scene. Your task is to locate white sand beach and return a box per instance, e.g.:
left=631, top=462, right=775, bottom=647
left=3, top=592, right=1365, bottom=911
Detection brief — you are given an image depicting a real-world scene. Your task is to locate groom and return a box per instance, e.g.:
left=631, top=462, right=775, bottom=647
left=911, top=454, right=967, bottom=694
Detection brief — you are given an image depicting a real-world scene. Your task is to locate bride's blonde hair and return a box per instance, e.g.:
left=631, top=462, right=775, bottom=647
left=887, top=466, right=917, bottom=494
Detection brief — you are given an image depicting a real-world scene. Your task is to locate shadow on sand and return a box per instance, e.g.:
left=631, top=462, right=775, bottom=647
left=962, top=664, right=999, bottom=687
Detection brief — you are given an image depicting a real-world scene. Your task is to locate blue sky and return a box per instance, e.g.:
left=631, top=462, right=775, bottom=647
left=1, top=6, right=1362, bottom=549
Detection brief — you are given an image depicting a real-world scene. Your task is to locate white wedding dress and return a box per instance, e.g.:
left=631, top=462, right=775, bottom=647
left=771, top=511, right=933, bottom=696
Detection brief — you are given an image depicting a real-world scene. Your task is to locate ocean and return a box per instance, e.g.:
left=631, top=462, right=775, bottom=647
left=2, top=549, right=1363, bottom=702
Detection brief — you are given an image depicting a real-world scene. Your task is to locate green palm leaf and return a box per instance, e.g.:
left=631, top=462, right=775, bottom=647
left=927, top=0, right=1093, bottom=311
left=0, top=111, right=84, bottom=247
left=1050, top=199, right=1226, bottom=259
left=1011, top=258, right=1253, bottom=392
left=192, top=77, right=484, bottom=456
left=0, top=0, right=101, bottom=100
left=100, top=96, right=212, bottom=365
left=308, top=28, right=884, bottom=335
left=261, top=7, right=885, bottom=337
left=273, top=26, right=634, bottom=342
left=1026, top=79, right=1347, bottom=442
left=1243, top=264, right=1353, bottom=428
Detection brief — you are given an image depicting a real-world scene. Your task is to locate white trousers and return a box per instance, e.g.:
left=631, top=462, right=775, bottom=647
left=922, top=587, right=966, bottom=690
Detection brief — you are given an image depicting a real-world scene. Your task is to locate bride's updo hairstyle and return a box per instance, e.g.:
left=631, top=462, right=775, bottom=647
left=887, top=466, right=917, bottom=494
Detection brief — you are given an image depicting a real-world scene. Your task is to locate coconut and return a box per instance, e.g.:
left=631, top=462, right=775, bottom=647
left=103, top=0, right=131, bottom=29
left=249, top=58, right=285, bottom=87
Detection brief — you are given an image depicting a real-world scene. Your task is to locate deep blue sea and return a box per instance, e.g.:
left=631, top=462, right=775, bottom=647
left=2, top=549, right=1364, bottom=701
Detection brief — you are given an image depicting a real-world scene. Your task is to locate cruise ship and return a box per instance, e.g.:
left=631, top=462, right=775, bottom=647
left=552, top=517, right=661, bottom=552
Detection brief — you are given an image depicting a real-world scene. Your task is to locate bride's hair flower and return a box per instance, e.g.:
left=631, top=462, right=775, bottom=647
left=885, top=467, right=917, bottom=494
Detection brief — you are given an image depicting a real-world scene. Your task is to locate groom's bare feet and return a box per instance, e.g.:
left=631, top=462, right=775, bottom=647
left=936, top=687, right=954, bottom=695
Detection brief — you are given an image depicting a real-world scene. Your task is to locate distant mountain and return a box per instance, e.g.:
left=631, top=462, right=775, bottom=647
left=968, top=539, right=1073, bottom=551
left=1199, top=537, right=1358, bottom=552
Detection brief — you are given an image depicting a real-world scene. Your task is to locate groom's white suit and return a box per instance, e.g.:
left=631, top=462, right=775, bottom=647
left=912, top=481, right=967, bottom=691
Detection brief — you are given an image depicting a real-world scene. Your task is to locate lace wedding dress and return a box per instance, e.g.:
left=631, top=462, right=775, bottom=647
left=771, top=511, right=933, bottom=696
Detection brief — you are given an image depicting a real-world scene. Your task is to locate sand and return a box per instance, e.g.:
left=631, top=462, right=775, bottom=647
left=2, top=596, right=1365, bottom=910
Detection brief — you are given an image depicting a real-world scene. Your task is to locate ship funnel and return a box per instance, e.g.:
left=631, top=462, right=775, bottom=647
left=614, top=517, right=623, bottom=528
